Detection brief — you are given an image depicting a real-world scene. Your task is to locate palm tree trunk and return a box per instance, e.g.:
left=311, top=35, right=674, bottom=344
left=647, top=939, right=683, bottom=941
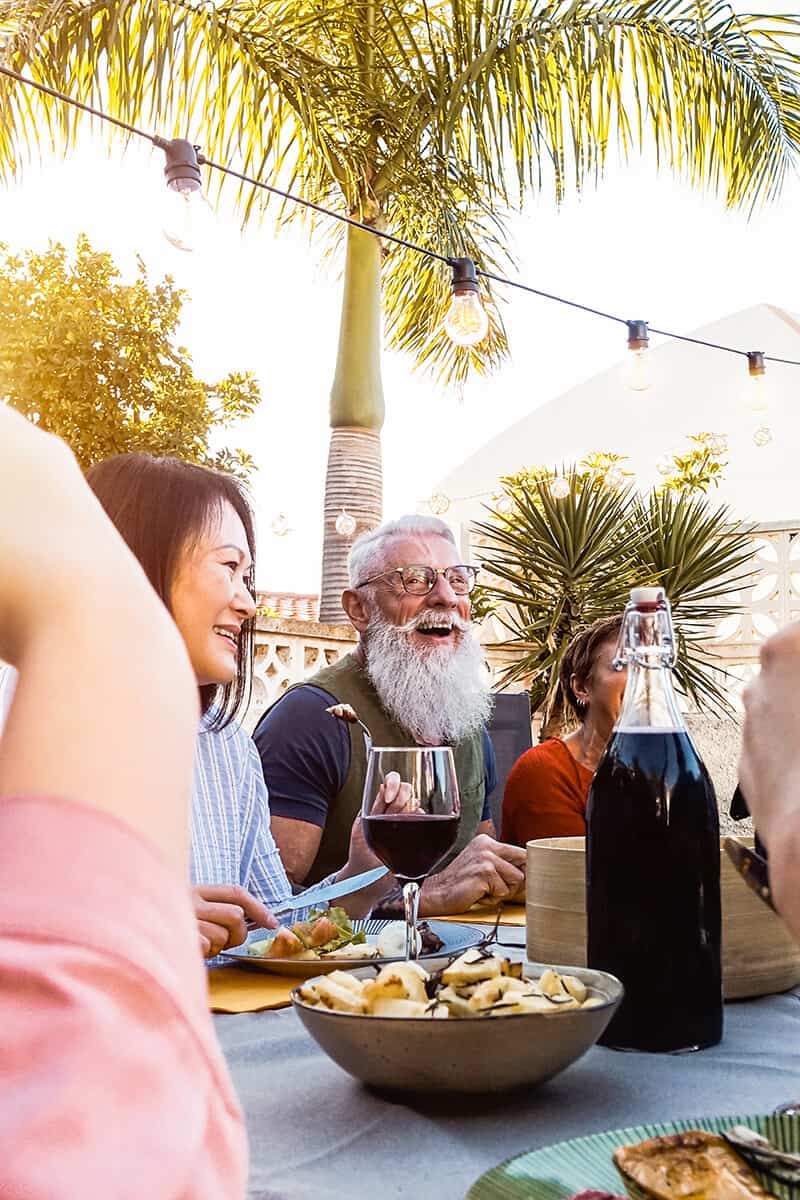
left=319, top=221, right=385, bottom=624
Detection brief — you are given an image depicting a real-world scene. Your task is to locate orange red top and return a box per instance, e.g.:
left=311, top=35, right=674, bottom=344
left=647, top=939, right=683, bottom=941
left=501, top=737, right=595, bottom=845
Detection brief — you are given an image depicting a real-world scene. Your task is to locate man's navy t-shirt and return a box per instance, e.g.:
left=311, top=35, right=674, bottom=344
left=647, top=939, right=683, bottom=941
left=253, top=685, right=496, bottom=828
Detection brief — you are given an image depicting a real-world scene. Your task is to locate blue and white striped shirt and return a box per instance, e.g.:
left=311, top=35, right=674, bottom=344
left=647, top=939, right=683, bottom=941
left=192, top=717, right=294, bottom=904
left=192, top=716, right=322, bottom=918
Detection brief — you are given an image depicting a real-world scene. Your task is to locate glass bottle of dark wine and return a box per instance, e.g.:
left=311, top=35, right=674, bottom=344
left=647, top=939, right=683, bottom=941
left=586, top=586, right=723, bottom=1052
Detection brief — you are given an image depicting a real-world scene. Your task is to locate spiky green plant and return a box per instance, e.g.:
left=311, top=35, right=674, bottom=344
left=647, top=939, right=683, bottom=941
left=2, top=0, right=799, bottom=616
left=474, top=466, right=754, bottom=727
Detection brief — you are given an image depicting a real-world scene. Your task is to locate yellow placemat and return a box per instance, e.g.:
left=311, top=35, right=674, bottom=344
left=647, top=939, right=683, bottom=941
left=435, top=902, right=527, bottom=927
left=208, top=965, right=304, bottom=1013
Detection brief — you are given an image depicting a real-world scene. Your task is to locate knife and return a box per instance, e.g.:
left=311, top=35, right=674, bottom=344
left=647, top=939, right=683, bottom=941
left=271, top=865, right=389, bottom=918
left=723, top=837, right=776, bottom=912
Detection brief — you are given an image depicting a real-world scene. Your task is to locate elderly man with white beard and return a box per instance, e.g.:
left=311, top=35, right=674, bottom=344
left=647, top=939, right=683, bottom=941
left=253, top=515, right=526, bottom=915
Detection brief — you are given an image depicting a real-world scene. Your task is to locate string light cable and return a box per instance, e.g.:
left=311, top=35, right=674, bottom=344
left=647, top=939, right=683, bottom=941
left=2, top=63, right=799, bottom=372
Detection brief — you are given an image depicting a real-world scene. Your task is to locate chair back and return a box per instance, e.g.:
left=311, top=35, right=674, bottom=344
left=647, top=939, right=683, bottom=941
left=486, top=691, right=532, bottom=831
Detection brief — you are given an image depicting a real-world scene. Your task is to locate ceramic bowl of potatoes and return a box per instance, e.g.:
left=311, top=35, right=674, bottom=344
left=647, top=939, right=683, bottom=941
left=291, top=948, right=623, bottom=1093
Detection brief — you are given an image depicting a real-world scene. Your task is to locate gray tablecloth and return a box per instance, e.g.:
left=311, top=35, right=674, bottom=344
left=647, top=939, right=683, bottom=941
left=214, top=921, right=800, bottom=1200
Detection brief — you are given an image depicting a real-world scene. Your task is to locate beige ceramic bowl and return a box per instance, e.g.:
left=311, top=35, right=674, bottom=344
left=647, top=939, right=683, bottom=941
left=526, top=836, right=800, bottom=1000
left=291, top=959, right=622, bottom=1093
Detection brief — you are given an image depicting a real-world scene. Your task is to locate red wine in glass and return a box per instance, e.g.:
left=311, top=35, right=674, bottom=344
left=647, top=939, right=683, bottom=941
left=360, top=812, right=459, bottom=881
left=361, top=747, right=460, bottom=959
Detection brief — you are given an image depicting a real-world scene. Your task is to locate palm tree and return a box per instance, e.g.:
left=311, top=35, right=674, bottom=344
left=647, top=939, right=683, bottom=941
left=2, top=1, right=799, bottom=620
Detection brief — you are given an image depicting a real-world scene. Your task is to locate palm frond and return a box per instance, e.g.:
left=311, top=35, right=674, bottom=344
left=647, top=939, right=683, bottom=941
left=477, top=469, right=753, bottom=720
left=2, top=0, right=799, bottom=384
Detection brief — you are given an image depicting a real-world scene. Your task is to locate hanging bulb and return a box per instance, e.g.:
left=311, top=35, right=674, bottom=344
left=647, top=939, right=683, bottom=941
left=656, top=455, right=674, bottom=477
left=428, top=492, right=450, bottom=515
left=444, top=257, right=489, bottom=347
left=270, top=513, right=291, bottom=537
left=747, top=351, right=768, bottom=415
left=156, top=137, right=213, bottom=252
left=335, top=508, right=357, bottom=538
left=625, top=320, right=651, bottom=392
left=550, top=475, right=571, bottom=499
left=496, top=493, right=514, bottom=516
left=754, top=425, right=773, bottom=448
left=707, top=433, right=729, bottom=457
left=604, top=466, right=625, bottom=489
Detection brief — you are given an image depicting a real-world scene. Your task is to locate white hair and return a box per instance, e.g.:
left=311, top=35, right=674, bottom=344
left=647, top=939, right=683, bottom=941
left=348, top=515, right=457, bottom=588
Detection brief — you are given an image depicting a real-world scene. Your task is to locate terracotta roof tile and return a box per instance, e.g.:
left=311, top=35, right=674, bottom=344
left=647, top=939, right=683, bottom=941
left=256, top=591, right=319, bottom=622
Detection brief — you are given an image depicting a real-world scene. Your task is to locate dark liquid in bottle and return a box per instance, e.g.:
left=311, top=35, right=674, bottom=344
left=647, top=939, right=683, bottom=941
left=361, top=813, right=460, bottom=881
left=587, top=729, right=722, bottom=1052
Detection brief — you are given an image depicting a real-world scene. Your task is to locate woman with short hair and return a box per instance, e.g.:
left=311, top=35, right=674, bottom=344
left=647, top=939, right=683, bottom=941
left=501, top=615, right=626, bottom=845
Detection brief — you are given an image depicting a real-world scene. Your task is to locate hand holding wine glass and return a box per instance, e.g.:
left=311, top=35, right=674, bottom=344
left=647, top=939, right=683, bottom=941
left=361, top=748, right=460, bottom=960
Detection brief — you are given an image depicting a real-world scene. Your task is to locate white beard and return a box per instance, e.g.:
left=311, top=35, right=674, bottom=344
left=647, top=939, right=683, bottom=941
left=362, top=610, right=493, bottom=745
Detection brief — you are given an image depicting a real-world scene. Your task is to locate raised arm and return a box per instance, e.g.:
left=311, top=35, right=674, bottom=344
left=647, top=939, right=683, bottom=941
left=0, top=409, right=244, bottom=1197
left=0, top=407, right=198, bottom=870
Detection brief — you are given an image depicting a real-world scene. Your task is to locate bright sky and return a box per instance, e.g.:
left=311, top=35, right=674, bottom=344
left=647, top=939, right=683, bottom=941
left=3, top=18, right=799, bottom=592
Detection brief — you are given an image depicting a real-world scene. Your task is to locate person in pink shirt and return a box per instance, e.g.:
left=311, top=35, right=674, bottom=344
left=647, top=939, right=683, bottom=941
left=0, top=406, right=246, bottom=1199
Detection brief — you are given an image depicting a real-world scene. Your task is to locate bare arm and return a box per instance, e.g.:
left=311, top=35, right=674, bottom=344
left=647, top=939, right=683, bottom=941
left=270, top=814, right=323, bottom=886
left=739, top=621, right=800, bottom=941
left=0, top=408, right=197, bottom=874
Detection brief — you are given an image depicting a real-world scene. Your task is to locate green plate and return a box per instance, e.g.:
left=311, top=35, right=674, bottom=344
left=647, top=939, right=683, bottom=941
left=466, top=1112, right=800, bottom=1200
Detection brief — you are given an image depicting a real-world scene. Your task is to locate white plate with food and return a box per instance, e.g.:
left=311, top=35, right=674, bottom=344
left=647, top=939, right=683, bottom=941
left=221, top=909, right=484, bottom=978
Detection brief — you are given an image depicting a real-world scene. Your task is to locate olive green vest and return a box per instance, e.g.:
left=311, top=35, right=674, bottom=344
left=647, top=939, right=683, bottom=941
left=284, top=653, right=486, bottom=884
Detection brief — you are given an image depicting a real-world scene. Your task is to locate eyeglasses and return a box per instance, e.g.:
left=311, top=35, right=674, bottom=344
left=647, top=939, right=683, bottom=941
left=356, top=564, right=479, bottom=596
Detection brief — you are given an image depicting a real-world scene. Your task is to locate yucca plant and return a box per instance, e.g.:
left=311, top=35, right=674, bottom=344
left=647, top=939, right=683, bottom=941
left=2, top=1, right=799, bottom=618
left=630, top=489, right=755, bottom=715
left=474, top=466, right=755, bottom=729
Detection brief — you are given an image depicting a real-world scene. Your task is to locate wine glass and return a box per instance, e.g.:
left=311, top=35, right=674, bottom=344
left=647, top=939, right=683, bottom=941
left=361, top=747, right=460, bottom=960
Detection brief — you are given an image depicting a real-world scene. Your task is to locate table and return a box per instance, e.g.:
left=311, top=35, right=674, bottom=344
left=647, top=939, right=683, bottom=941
left=214, top=932, right=800, bottom=1200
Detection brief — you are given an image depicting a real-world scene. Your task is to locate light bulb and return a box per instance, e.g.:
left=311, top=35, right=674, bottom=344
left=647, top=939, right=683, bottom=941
left=626, top=347, right=651, bottom=391
left=550, top=475, right=570, bottom=499
left=748, top=371, right=769, bottom=415
left=625, top=320, right=651, bottom=392
left=656, top=455, right=674, bottom=477
left=428, top=492, right=450, bottom=515
left=163, top=178, right=213, bottom=252
left=335, top=508, right=357, bottom=538
left=444, top=257, right=489, bottom=347
left=270, top=513, right=290, bottom=537
left=604, top=466, right=625, bottom=489
left=707, top=433, right=728, bottom=457
left=754, top=425, right=773, bottom=448
left=746, top=351, right=768, bottom=415
left=444, top=291, right=489, bottom=347
left=156, top=138, right=213, bottom=253
left=496, top=493, right=514, bottom=515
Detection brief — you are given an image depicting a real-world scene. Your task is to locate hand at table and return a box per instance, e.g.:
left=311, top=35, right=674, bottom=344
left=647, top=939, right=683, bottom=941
left=418, top=834, right=526, bottom=917
left=192, top=884, right=278, bottom=958
left=739, top=621, right=800, bottom=939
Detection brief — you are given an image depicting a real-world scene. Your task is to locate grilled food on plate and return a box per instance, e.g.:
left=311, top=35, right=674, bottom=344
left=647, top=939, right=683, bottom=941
left=613, top=1131, right=777, bottom=1200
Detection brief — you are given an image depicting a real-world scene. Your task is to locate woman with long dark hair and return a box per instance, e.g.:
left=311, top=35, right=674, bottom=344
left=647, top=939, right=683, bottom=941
left=0, top=453, right=384, bottom=957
